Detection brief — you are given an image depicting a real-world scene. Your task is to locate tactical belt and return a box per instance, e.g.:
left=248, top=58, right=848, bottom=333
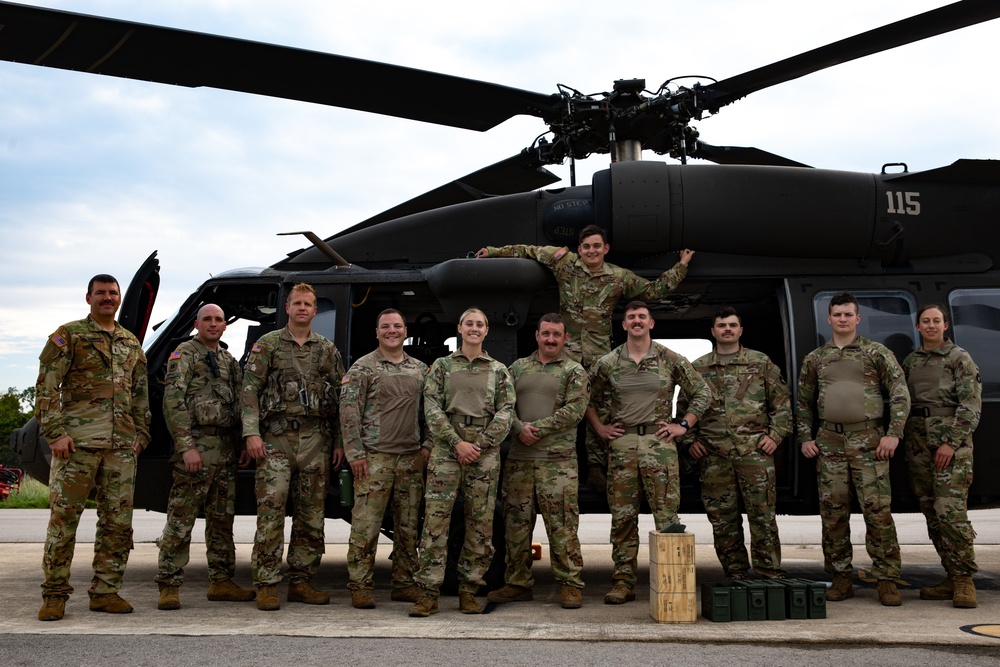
left=620, top=422, right=659, bottom=436
left=448, top=414, right=490, bottom=428
left=911, top=407, right=957, bottom=418
left=196, top=425, right=233, bottom=436
left=264, top=416, right=324, bottom=432
left=821, top=418, right=883, bottom=434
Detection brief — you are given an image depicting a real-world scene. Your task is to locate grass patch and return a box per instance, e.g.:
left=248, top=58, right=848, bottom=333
left=0, top=475, right=97, bottom=509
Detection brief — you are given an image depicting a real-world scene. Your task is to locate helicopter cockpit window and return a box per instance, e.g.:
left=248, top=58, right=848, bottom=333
left=948, top=289, right=1000, bottom=399
left=311, top=298, right=336, bottom=341
left=812, top=290, right=918, bottom=365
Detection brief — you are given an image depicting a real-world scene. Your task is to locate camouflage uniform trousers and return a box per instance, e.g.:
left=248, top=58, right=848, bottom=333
left=42, top=446, right=136, bottom=598
left=251, top=428, right=330, bottom=586
left=608, top=432, right=679, bottom=588
left=699, top=449, right=783, bottom=578
left=906, top=425, right=977, bottom=577
left=816, top=427, right=901, bottom=579
left=414, top=439, right=500, bottom=595
left=155, top=435, right=239, bottom=587
left=347, top=450, right=425, bottom=592
left=501, top=458, right=584, bottom=589
left=585, top=422, right=609, bottom=471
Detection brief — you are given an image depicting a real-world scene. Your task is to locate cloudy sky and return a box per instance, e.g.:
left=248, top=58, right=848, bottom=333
left=2, top=0, right=999, bottom=392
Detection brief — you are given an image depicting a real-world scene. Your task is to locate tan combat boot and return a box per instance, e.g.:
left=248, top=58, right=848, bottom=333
left=877, top=580, right=902, bottom=606
left=560, top=585, right=583, bottom=609
left=351, top=589, right=376, bottom=609
left=604, top=582, right=636, bottom=605
left=825, top=573, right=854, bottom=601
left=157, top=584, right=181, bottom=610
left=459, top=592, right=483, bottom=614
left=207, top=579, right=256, bottom=602
left=390, top=585, right=422, bottom=603
left=287, top=581, right=331, bottom=605
left=952, top=575, right=977, bottom=608
left=38, top=596, right=66, bottom=621
left=408, top=592, right=439, bottom=617
left=257, top=584, right=280, bottom=611
left=89, top=593, right=134, bottom=614
left=486, top=584, right=533, bottom=603
left=919, top=576, right=954, bottom=600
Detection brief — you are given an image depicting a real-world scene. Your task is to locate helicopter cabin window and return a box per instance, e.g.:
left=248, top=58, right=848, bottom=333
left=948, top=289, right=1000, bottom=399
left=812, top=290, right=918, bottom=365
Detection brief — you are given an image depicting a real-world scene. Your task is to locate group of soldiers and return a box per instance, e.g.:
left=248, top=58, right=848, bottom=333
left=33, top=224, right=981, bottom=622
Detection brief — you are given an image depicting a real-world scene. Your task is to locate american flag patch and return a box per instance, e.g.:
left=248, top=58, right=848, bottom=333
left=251, top=343, right=263, bottom=353
left=554, top=247, right=568, bottom=259
left=51, top=334, right=67, bottom=347
left=169, top=350, right=182, bottom=361
left=341, top=374, right=351, bottom=384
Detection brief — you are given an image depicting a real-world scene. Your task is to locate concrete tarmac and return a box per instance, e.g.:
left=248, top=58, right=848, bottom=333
left=1, top=509, right=998, bottom=647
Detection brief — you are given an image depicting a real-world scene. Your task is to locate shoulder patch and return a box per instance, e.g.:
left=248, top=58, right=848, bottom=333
left=251, top=343, right=263, bottom=353
left=169, top=350, right=182, bottom=361
left=341, top=374, right=352, bottom=385
left=50, top=334, right=67, bottom=348
left=554, top=247, right=568, bottom=259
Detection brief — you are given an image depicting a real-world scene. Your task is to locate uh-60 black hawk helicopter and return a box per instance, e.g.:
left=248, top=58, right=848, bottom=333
left=6, top=0, right=1000, bottom=574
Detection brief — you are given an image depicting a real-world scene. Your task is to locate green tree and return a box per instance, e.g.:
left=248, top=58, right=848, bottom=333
left=0, top=387, right=34, bottom=468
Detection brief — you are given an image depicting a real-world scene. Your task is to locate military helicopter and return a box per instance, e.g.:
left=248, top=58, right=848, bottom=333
left=6, top=0, right=1000, bottom=548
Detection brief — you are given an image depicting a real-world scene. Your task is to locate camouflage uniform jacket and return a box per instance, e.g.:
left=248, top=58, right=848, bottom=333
left=339, top=348, right=429, bottom=462
left=508, top=351, right=590, bottom=460
left=485, top=244, right=687, bottom=366
left=796, top=335, right=910, bottom=441
left=423, top=349, right=515, bottom=454
left=589, top=340, right=710, bottom=426
left=903, top=340, right=981, bottom=450
left=679, top=346, right=791, bottom=456
left=240, top=327, right=345, bottom=447
left=35, top=315, right=150, bottom=450
left=163, top=338, right=242, bottom=455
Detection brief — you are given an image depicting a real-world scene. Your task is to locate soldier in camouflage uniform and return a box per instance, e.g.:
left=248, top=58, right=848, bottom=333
left=36, top=274, right=151, bottom=621
left=242, top=283, right=345, bottom=611
left=798, top=292, right=910, bottom=606
left=477, top=225, right=694, bottom=491
left=154, top=304, right=255, bottom=610
left=903, top=304, right=981, bottom=608
left=340, top=309, right=429, bottom=609
left=408, top=308, right=515, bottom=617
left=678, top=307, right=791, bottom=580
left=586, top=301, right=710, bottom=604
left=487, top=314, right=590, bottom=609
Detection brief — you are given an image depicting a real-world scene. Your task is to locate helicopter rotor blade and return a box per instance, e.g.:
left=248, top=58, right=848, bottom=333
left=332, top=151, right=561, bottom=236
left=0, top=1, right=558, bottom=131
left=700, top=0, right=1000, bottom=111
left=692, top=143, right=811, bottom=169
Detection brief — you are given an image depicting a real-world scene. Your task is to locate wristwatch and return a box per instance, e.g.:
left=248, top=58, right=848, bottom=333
left=678, top=419, right=690, bottom=430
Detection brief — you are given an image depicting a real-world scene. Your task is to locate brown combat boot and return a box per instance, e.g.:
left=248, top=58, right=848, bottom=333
left=89, top=593, right=134, bottom=614
left=877, top=580, right=902, bottom=606
left=287, top=581, right=331, bottom=605
left=604, top=582, right=635, bottom=605
left=459, top=592, right=483, bottom=614
left=560, top=585, right=583, bottom=609
left=825, top=573, right=854, bottom=601
left=390, top=585, right=422, bottom=603
left=38, top=596, right=66, bottom=621
left=486, top=584, right=533, bottom=603
left=157, top=584, right=181, bottom=610
left=952, top=575, right=977, bottom=608
left=352, top=588, right=376, bottom=609
left=207, top=579, right=256, bottom=602
left=408, top=592, right=440, bottom=617
left=257, top=584, right=280, bottom=611
left=919, top=576, right=954, bottom=600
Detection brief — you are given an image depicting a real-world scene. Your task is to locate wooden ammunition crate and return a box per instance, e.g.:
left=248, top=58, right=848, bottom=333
left=649, top=531, right=697, bottom=623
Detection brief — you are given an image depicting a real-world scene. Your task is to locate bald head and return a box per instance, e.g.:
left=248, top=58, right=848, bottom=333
left=194, top=303, right=227, bottom=348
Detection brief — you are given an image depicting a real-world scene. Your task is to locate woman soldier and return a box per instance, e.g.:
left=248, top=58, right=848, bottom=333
left=408, top=307, right=515, bottom=616
left=904, top=304, right=981, bottom=608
